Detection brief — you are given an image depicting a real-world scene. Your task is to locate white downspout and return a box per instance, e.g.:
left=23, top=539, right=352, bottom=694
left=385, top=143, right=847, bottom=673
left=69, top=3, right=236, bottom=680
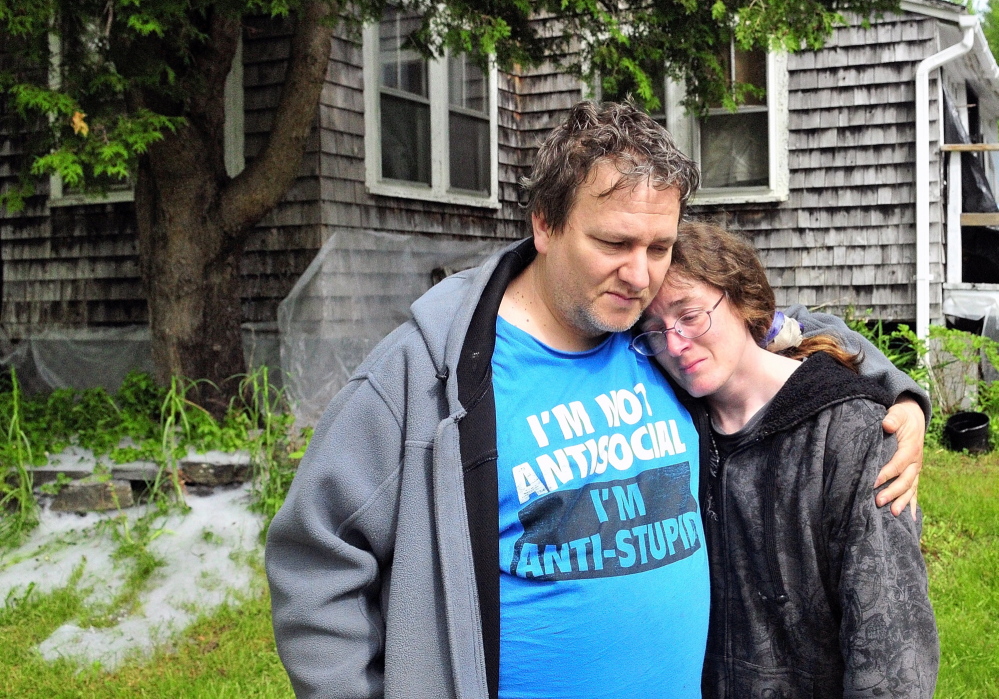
left=915, top=14, right=978, bottom=339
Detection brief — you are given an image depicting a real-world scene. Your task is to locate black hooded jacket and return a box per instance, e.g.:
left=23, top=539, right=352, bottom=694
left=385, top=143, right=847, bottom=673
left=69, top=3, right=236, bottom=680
left=674, top=352, right=939, bottom=698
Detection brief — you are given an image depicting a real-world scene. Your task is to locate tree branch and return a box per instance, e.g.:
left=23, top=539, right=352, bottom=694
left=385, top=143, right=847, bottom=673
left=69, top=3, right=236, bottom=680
left=217, top=0, right=335, bottom=237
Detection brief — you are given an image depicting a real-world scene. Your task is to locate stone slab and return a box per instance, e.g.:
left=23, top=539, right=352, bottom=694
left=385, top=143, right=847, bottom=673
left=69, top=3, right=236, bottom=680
left=110, top=461, right=167, bottom=482
left=28, top=463, right=95, bottom=488
left=179, top=462, right=250, bottom=487
left=180, top=451, right=253, bottom=486
left=50, top=478, right=134, bottom=512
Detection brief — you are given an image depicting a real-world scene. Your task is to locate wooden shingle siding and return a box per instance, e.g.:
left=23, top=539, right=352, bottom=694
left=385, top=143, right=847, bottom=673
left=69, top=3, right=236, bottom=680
left=1, top=191, right=144, bottom=335
left=241, top=14, right=324, bottom=326
left=3, top=8, right=964, bottom=345
left=693, top=11, right=943, bottom=322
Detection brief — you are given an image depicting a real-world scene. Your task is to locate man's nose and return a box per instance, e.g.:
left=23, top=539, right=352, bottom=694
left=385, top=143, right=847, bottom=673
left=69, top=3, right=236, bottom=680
left=619, top=249, right=650, bottom=290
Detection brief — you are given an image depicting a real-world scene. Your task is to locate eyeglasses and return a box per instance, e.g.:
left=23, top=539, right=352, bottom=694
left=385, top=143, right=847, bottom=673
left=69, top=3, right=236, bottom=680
left=630, top=293, right=726, bottom=356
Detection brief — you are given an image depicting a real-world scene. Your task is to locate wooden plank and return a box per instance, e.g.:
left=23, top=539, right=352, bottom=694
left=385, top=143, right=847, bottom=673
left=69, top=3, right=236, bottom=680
left=961, top=213, right=999, bottom=226
left=941, top=144, right=999, bottom=152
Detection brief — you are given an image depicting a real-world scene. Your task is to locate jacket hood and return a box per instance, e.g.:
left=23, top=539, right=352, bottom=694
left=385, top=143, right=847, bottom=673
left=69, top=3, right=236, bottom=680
left=408, top=238, right=537, bottom=401
left=756, top=352, right=895, bottom=437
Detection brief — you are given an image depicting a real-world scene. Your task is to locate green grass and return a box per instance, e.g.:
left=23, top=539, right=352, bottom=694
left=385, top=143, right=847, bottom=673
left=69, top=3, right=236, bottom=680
left=920, top=445, right=999, bottom=698
left=1, top=568, right=293, bottom=698
left=1, top=444, right=996, bottom=696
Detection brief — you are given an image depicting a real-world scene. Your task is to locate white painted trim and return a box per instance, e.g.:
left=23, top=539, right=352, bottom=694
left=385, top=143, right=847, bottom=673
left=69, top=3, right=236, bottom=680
left=48, top=188, right=135, bottom=208
left=768, top=51, right=790, bottom=201
left=363, top=22, right=380, bottom=193
left=366, top=180, right=502, bottom=208
left=915, top=14, right=978, bottom=338
left=690, top=189, right=788, bottom=206
left=946, top=151, right=963, bottom=284
left=224, top=35, right=245, bottom=178
left=676, top=51, right=790, bottom=205
left=429, top=56, right=447, bottom=193
left=944, top=282, right=999, bottom=290
left=362, top=20, right=499, bottom=208
left=945, top=81, right=965, bottom=285
left=899, top=0, right=965, bottom=24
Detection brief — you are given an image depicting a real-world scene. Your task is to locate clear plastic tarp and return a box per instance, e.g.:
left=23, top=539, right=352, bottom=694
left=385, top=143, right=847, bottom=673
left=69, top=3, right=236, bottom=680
left=943, top=289, right=999, bottom=382
left=278, top=227, right=512, bottom=425
left=0, top=324, right=280, bottom=395
left=943, top=289, right=999, bottom=323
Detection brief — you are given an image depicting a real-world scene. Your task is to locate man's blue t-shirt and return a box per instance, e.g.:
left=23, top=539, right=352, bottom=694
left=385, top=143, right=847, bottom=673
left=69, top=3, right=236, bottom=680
left=493, top=317, right=710, bottom=699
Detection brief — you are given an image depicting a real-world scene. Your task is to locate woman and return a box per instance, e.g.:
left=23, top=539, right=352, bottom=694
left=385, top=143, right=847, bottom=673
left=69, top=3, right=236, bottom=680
left=632, top=223, right=938, bottom=698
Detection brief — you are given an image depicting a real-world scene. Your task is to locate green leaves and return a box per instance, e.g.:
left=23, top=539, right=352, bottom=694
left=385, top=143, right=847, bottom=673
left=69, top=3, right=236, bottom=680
left=9, top=83, right=78, bottom=119
left=0, top=0, right=906, bottom=213
left=16, top=107, right=184, bottom=199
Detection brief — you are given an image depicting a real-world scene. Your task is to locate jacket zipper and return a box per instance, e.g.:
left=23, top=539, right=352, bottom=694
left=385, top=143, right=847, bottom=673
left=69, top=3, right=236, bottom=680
left=717, top=432, right=788, bottom=605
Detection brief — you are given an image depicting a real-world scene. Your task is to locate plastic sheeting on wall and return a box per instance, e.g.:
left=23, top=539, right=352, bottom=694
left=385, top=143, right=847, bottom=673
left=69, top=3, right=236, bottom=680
left=278, top=228, right=513, bottom=426
left=943, top=289, right=999, bottom=382
left=943, top=88, right=999, bottom=216
left=0, top=324, right=280, bottom=395
left=0, top=326, right=154, bottom=394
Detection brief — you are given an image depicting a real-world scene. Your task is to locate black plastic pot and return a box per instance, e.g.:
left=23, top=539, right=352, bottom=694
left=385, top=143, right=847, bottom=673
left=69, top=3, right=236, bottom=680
left=944, top=411, right=992, bottom=454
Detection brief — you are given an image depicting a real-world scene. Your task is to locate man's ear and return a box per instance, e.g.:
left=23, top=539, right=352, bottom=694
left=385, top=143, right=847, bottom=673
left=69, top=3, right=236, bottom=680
left=532, top=212, right=553, bottom=254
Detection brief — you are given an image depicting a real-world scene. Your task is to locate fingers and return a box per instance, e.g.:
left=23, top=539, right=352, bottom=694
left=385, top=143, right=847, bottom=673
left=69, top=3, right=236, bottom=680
left=881, top=396, right=926, bottom=437
left=876, top=459, right=919, bottom=510
left=874, top=433, right=920, bottom=489
left=882, top=410, right=900, bottom=433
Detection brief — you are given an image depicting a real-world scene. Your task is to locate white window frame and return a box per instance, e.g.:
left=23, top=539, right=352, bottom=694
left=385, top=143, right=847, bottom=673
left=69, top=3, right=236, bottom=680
left=362, top=19, right=500, bottom=209
left=664, top=51, right=789, bottom=205
left=47, top=33, right=245, bottom=208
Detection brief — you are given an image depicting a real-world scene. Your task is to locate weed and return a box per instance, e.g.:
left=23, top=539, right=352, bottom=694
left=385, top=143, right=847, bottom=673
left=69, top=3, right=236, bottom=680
left=845, top=310, right=999, bottom=442
left=0, top=365, right=307, bottom=556
left=844, top=309, right=928, bottom=385
left=38, top=472, right=74, bottom=496
left=236, top=366, right=305, bottom=537
left=0, top=368, right=39, bottom=549
left=201, top=529, right=223, bottom=545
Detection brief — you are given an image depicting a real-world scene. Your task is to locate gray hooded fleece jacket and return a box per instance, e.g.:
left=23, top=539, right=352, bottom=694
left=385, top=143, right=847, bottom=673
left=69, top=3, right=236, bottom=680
left=266, top=239, right=530, bottom=699
left=265, top=240, right=931, bottom=699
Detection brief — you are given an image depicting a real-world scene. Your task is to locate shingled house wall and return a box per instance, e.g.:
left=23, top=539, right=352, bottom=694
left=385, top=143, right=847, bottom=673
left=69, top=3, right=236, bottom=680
left=2, top=8, right=979, bottom=342
left=0, top=106, right=143, bottom=335
left=1, top=15, right=591, bottom=343
left=691, top=12, right=944, bottom=323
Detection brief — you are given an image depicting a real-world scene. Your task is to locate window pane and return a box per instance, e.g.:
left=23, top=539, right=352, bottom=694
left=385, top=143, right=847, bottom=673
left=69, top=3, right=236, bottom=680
left=379, top=8, right=427, bottom=97
left=734, top=49, right=766, bottom=106
left=710, top=46, right=766, bottom=108
left=448, top=54, right=487, bottom=113
left=449, top=112, right=489, bottom=192
left=700, top=111, right=769, bottom=188
left=381, top=93, right=431, bottom=184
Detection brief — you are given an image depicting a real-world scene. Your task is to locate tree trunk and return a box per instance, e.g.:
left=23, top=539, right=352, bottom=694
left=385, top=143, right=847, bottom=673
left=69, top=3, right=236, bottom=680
left=131, top=3, right=335, bottom=417
left=135, top=125, right=246, bottom=418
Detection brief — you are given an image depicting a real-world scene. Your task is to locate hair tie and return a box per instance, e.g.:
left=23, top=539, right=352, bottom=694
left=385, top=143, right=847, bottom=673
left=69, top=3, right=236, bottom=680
left=761, top=312, right=804, bottom=352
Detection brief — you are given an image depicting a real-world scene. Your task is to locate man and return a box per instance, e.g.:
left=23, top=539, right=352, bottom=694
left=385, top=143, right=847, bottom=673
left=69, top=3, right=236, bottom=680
left=266, top=101, right=927, bottom=698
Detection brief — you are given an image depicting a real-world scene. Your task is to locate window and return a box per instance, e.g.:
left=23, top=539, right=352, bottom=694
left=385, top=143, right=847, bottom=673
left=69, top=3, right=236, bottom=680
left=604, top=47, right=788, bottom=205
left=664, top=47, right=789, bottom=205
left=363, top=7, right=499, bottom=207
left=47, top=32, right=244, bottom=207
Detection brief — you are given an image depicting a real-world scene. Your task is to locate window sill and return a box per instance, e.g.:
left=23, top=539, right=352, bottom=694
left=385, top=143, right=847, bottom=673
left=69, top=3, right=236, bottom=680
left=49, top=189, right=135, bottom=208
left=690, top=187, right=789, bottom=207
left=944, top=282, right=999, bottom=291
left=366, top=181, right=501, bottom=210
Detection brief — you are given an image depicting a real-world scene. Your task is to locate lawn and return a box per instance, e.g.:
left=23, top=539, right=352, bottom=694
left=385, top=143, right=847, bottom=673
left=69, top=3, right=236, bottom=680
left=1, top=569, right=294, bottom=698
left=2, top=443, right=996, bottom=697
left=920, top=445, right=999, bottom=697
